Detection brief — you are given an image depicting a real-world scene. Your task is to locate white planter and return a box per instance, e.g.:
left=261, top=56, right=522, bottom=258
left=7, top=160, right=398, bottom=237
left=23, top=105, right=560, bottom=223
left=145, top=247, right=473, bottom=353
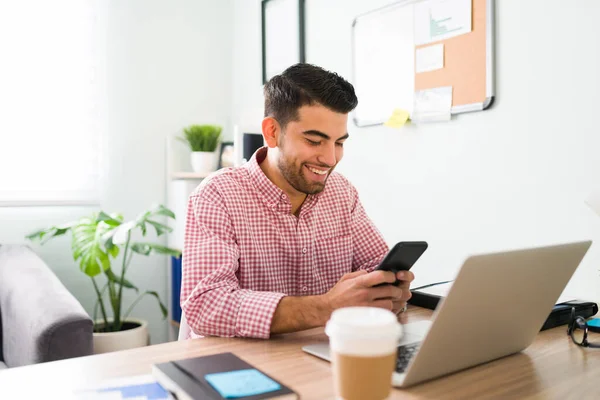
left=190, top=151, right=217, bottom=174
left=93, top=318, right=149, bottom=354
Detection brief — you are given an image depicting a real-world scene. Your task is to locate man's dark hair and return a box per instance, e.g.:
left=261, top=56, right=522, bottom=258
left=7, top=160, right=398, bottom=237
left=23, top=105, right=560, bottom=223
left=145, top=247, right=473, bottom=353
left=263, top=63, right=358, bottom=129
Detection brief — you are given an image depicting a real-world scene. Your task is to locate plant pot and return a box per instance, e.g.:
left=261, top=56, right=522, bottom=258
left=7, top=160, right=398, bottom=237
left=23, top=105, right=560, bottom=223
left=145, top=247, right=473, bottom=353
left=93, top=318, right=149, bottom=354
left=190, top=151, right=217, bottom=174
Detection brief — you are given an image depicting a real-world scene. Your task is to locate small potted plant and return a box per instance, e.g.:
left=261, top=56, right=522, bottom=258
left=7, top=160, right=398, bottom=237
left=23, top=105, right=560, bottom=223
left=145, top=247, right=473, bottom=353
left=179, top=124, right=222, bottom=174
left=26, top=204, right=181, bottom=354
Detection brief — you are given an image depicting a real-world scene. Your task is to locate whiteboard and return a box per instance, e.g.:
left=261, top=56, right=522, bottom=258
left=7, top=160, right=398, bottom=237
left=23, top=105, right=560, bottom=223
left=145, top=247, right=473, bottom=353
left=352, top=1, right=417, bottom=127
left=351, top=0, right=495, bottom=127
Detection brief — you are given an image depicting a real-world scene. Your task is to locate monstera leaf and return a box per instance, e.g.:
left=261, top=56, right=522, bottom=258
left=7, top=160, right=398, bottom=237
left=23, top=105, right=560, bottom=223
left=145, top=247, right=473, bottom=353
left=71, top=215, right=120, bottom=277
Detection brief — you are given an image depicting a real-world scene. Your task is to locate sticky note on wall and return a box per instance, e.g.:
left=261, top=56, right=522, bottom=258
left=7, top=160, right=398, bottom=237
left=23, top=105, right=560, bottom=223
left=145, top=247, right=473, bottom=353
left=384, top=109, right=410, bottom=128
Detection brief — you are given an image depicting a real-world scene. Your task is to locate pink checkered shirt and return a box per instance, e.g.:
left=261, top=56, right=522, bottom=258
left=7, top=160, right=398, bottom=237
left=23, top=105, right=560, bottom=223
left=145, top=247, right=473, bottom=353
left=181, top=147, right=388, bottom=339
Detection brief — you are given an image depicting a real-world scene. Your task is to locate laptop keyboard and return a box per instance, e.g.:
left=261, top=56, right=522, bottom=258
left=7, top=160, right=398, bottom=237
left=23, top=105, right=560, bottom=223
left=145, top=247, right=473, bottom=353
left=396, top=343, right=420, bottom=373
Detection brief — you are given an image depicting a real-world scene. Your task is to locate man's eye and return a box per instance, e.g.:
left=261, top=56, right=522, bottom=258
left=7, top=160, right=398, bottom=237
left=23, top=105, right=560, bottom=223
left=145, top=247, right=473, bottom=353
left=336, top=142, right=345, bottom=147
left=306, top=139, right=321, bottom=146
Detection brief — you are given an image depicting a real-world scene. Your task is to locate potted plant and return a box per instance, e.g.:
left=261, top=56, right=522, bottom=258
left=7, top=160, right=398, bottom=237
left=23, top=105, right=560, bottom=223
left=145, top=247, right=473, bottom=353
left=26, top=204, right=181, bottom=354
left=179, top=124, right=222, bottom=174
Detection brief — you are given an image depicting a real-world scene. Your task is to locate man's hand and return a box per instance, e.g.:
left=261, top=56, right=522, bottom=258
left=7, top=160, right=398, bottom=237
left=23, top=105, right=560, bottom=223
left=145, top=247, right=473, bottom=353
left=270, top=269, right=416, bottom=335
left=392, top=270, right=415, bottom=314
left=323, top=269, right=415, bottom=315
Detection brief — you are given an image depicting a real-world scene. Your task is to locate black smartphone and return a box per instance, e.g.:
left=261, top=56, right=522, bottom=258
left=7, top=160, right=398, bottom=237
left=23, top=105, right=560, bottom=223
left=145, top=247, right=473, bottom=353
left=374, top=241, right=428, bottom=285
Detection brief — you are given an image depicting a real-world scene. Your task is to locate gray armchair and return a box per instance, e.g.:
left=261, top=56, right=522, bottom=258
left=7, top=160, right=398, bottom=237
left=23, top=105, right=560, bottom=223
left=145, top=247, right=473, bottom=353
left=0, top=245, right=93, bottom=370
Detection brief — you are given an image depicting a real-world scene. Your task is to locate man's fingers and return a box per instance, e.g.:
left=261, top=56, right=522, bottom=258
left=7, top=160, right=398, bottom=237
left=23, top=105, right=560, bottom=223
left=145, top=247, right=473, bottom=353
left=340, top=270, right=368, bottom=282
left=372, top=299, right=394, bottom=311
left=369, top=285, right=403, bottom=301
left=396, top=270, right=415, bottom=283
left=359, top=270, right=396, bottom=287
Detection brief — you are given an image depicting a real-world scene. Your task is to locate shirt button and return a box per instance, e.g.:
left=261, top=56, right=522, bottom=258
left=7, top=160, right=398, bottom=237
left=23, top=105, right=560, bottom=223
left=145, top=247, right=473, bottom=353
left=302, top=286, right=308, bottom=292
left=302, top=247, right=307, bottom=254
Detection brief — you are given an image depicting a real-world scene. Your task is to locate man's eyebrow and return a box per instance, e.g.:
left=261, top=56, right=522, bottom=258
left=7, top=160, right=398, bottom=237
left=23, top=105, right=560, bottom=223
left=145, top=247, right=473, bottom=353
left=302, top=130, right=350, bottom=141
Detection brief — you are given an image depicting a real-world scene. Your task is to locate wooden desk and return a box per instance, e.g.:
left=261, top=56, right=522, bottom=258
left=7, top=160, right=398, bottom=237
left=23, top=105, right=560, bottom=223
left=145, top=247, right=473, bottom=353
left=1, top=307, right=599, bottom=399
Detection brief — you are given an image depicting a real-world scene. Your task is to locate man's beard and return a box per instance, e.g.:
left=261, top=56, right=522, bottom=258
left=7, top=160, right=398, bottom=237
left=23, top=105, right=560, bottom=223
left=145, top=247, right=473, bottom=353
left=277, top=154, right=330, bottom=195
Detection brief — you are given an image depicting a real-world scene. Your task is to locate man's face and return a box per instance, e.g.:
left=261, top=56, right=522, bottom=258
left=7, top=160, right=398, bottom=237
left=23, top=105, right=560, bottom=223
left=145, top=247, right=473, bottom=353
left=277, top=105, right=349, bottom=195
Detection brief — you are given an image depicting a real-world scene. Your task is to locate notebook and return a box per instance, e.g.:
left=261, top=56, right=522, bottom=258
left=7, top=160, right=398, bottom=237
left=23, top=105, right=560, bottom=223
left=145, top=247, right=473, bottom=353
left=152, top=352, right=298, bottom=400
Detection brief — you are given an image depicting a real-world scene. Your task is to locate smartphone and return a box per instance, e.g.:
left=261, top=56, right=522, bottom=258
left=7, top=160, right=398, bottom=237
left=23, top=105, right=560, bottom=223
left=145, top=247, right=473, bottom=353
left=374, top=241, right=428, bottom=285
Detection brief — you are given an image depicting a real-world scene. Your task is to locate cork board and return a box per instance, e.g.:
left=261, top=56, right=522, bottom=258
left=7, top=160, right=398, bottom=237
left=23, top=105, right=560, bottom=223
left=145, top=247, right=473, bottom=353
left=414, top=0, right=494, bottom=112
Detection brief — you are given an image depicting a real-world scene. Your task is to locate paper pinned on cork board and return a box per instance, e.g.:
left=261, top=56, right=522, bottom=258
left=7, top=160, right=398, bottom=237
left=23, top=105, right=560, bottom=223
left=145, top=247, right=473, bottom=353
left=414, top=0, right=472, bottom=46
left=416, top=43, right=444, bottom=73
left=412, top=86, right=452, bottom=123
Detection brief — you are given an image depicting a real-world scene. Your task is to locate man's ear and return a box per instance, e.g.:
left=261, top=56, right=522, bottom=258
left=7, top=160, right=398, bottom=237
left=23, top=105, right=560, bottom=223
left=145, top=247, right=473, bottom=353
left=261, top=117, right=280, bottom=148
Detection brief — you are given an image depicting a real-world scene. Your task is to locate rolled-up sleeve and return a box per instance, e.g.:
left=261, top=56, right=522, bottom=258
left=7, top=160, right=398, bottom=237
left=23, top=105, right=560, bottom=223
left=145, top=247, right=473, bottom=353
left=349, top=185, right=389, bottom=272
left=180, top=188, right=285, bottom=339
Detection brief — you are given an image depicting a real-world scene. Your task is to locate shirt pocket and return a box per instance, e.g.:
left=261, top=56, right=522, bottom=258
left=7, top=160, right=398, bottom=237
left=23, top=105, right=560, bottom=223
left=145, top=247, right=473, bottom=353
left=312, top=234, right=353, bottom=293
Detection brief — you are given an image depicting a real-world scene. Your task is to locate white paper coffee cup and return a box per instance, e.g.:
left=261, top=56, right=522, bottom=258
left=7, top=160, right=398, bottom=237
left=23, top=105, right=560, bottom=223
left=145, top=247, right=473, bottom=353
left=325, top=307, right=402, bottom=400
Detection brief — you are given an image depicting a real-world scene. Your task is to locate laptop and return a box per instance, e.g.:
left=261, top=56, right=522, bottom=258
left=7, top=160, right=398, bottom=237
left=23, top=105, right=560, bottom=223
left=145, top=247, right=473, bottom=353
left=303, top=241, right=592, bottom=388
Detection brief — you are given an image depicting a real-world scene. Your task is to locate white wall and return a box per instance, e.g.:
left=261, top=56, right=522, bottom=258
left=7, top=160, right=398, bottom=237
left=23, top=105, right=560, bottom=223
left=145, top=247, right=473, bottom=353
left=0, top=0, right=233, bottom=344
left=232, top=0, right=600, bottom=301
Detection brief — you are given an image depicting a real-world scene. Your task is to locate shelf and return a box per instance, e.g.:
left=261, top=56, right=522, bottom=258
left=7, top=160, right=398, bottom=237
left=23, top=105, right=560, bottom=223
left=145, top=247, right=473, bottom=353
left=171, top=171, right=211, bottom=180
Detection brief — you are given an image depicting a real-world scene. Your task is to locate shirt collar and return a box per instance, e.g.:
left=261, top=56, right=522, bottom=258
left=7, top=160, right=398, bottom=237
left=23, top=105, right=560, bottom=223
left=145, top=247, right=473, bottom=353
left=244, top=147, right=320, bottom=214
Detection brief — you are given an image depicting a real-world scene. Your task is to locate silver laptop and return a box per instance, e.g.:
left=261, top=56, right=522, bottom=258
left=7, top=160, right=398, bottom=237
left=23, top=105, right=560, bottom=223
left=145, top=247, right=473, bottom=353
left=303, top=241, right=592, bottom=388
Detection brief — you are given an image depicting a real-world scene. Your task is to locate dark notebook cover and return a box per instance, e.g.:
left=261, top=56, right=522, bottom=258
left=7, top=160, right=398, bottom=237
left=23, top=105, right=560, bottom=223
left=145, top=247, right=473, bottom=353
left=153, top=352, right=298, bottom=400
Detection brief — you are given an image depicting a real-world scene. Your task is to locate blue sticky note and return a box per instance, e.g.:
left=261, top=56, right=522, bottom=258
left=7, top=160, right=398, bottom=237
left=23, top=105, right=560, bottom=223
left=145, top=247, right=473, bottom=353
left=204, top=368, right=281, bottom=398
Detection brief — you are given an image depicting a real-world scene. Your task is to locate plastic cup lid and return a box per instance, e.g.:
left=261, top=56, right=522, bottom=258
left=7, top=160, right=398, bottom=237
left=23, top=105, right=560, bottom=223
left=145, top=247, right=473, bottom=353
left=325, top=307, right=402, bottom=340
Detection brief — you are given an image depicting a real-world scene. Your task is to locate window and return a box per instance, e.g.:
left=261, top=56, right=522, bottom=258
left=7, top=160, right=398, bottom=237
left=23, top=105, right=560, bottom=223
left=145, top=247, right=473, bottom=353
left=0, top=0, right=104, bottom=206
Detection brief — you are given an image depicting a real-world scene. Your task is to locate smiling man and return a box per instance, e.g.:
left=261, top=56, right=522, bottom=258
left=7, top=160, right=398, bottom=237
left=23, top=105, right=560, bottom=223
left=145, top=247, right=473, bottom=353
left=180, top=63, right=414, bottom=339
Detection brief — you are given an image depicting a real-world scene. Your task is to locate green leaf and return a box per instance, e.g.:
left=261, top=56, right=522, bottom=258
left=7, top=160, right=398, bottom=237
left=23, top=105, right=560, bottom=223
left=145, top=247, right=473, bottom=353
left=130, top=243, right=151, bottom=256
left=70, top=216, right=113, bottom=277
left=110, top=221, right=135, bottom=245
left=181, top=124, right=222, bottom=152
left=131, top=205, right=176, bottom=239
left=97, top=212, right=123, bottom=226
left=151, top=204, right=176, bottom=219
left=79, top=246, right=108, bottom=276
left=144, top=291, right=168, bottom=319
left=146, top=220, right=173, bottom=236
left=101, top=226, right=120, bottom=251
left=39, top=228, right=67, bottom=244
left=25, top=228, right=47, bottom=241
left=107, top=244, right=120, bottom=258
left=131, top=243, right=181, bottom=257
left=136, top=204, right=176, bottom=223
left=26, top=221, right=77, bottom=243
left=105, top=269, right=139, bottom=292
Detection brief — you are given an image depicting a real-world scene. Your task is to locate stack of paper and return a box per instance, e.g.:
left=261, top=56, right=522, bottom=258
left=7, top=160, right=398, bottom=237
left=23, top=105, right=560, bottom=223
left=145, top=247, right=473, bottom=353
left=74, top=375, right=170, bottom=400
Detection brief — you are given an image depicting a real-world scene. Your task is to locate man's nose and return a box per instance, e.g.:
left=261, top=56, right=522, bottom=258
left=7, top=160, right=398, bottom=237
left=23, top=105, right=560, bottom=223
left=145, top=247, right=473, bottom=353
left=318, top=142, right=337, bottom=167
